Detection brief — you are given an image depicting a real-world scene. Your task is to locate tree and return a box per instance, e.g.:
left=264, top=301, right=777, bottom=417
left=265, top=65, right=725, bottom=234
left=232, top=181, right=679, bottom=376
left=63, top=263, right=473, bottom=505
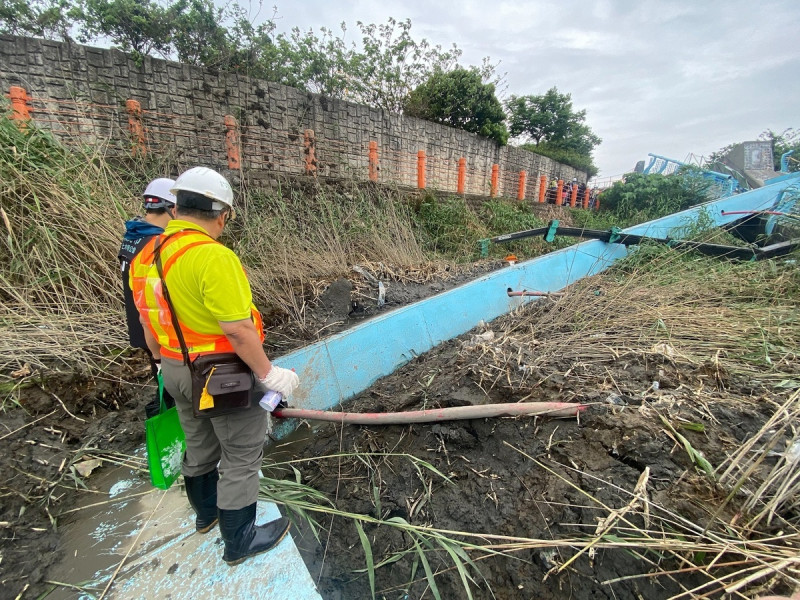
left=77, top=0, right=173, bottom=58
left=169, top=0, right=233, bottom=67
left=506, top=87, right=601, bottom=174
left=251, top=16, right=501, bottom=111
left=267, top=24, right=358, bottom=97
left=350, top=17, right=464, bottom=112
left=506, top=87, right=600, bottom=149
left=404, top=67, right=508, bottom=145
left=0, top=0, right=75, bottom=39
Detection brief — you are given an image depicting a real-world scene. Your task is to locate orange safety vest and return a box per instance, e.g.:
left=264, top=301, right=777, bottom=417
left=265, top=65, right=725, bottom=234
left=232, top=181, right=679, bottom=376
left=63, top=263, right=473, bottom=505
left=130, top=229, right=264, bottom=361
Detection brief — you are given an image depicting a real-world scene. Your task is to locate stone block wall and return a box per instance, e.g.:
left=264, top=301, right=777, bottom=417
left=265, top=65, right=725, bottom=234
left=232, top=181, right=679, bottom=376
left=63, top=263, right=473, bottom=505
left=0, top=35, right=585, bottom=200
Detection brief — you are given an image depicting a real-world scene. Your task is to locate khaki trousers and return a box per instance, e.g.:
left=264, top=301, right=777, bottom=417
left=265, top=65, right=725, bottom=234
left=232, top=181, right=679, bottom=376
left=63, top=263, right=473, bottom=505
left=161, top=357, right=268, bottom=510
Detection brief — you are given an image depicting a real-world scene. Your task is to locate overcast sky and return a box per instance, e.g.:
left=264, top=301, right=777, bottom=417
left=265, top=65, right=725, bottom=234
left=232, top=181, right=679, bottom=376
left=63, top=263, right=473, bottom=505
left=264, top=0, right=799, bottom=180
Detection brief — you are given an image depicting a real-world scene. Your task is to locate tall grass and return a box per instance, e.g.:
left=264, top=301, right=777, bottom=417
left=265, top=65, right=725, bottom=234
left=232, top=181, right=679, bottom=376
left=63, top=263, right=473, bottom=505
left=0, top=115, right=134, bottom=375
left=0, top=115, right=445, bottom=377
left=466, top=243, right=800, bottom=397
left=231, top=180, right=428, bottom=333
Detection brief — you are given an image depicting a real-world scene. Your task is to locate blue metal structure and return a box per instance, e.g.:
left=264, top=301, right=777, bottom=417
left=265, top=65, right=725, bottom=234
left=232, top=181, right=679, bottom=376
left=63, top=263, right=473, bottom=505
left=642, top=153, right=683, bottom=175
left=765, top=180, right=800, bottom=237
left=781, top=150, right=795, bottom=173
left=642, top=153, right=743, bottom=197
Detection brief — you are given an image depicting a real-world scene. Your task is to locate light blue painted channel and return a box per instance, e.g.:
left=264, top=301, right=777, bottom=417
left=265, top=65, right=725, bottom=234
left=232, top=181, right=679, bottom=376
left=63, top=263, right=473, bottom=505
left=272, top=174, right=800, bottom=438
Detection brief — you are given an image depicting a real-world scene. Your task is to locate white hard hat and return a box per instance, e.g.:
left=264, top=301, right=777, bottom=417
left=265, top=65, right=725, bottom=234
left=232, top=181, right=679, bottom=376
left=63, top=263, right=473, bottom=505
left=171, top=167, right=234, bottom=210
left=142, top=178, right=176, bottom=209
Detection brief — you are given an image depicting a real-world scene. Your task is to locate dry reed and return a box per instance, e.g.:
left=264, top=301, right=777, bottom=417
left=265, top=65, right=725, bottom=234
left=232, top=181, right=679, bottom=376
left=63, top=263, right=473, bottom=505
left=0, top=117, right=439, bottom=381
left=463, top=242, right=799, bottom=396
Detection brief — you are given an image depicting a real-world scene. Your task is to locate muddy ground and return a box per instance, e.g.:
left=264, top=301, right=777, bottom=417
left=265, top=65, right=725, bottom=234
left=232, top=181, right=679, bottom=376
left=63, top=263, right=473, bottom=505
left=279, top=318, right=797, bottom=599
left=0, top=261, right=503, bottom=600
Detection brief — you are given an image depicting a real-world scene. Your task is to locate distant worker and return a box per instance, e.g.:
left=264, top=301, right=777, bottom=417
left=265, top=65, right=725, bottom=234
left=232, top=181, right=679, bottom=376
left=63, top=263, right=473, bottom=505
left=564, top=179, right=574, bottom=199
left=589, top=187, right=600, bottom=210
left=130, top=167, right=300, bottom=565
left=547, top=178, right=558, bottom=204
left=118, top=178, right=177, bottom=418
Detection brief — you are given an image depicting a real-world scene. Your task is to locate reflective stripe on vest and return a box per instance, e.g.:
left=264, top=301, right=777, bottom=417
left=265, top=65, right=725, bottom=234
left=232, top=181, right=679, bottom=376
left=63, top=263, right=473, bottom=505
left=130, top=229, right=264, bottom=361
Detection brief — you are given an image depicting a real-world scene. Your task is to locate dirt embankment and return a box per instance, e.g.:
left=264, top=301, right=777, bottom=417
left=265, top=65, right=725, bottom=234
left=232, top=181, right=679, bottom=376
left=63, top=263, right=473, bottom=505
left=285, top=335, right=792, bottom=599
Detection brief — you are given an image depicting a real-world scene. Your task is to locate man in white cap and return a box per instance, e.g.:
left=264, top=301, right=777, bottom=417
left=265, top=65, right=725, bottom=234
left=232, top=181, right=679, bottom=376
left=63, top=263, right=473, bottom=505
left=118, top=178, right=177, bottom=417
left=129, top=167, right=300, bottom=565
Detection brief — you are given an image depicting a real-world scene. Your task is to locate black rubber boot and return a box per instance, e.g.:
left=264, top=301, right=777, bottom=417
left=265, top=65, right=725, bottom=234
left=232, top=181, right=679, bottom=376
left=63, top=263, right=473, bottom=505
left=184, top=470, right=219, bottom=533
left=219, top=503, right=291, bottom=566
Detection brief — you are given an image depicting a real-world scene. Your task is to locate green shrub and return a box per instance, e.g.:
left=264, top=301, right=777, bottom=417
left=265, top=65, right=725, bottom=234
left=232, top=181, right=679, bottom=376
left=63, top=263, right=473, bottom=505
left=413, top=194, right=487, bottom=256
left=598, top=170, right=712, bottom=222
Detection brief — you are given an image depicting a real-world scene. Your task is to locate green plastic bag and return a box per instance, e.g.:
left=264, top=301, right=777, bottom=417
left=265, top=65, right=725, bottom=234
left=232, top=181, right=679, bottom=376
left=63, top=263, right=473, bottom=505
left=146, top=372, right=186, bottom=490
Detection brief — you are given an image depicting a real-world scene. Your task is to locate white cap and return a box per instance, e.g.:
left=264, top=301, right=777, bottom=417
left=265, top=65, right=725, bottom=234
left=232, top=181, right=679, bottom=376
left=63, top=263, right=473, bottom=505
left=142, top=178, right=177, bottom=208
left=171, top=167, right=234, bottom=210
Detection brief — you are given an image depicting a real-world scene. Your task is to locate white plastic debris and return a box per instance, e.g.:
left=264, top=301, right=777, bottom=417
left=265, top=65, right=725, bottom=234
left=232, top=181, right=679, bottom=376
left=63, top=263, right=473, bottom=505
left=377, top=281, right=386, bottom=307
left=786, top=439, right=800, bottom=463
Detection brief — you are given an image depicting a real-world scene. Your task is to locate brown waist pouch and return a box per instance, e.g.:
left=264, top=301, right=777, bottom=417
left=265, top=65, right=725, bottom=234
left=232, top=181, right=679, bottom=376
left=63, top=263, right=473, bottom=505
left=191, top=353, right=253, bottom=419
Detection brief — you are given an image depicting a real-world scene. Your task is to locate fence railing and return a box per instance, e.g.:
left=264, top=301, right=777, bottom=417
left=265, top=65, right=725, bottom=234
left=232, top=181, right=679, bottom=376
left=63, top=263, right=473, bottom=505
left=5, top=85, right=598, bottom=209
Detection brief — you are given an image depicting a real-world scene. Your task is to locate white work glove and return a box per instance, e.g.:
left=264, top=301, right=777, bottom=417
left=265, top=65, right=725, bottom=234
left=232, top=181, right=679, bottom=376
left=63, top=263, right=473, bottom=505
left=154, top=359, right=162, bottom=374
left=257, top=366, right=299, bottom=398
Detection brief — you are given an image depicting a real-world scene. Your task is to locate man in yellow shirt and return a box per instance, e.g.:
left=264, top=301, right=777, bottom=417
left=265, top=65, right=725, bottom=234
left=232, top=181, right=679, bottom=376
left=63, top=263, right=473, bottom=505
left=131, top=167, right=300, bottom=566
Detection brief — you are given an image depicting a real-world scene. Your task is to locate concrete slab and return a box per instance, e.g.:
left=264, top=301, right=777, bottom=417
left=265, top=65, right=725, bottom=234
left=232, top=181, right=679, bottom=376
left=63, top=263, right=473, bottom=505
left=48, top=471, right=321, bottom=600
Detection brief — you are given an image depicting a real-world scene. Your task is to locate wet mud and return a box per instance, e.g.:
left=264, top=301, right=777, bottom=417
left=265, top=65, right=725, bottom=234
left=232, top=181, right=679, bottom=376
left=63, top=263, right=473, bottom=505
left=280, top=328, right=794, bottom=599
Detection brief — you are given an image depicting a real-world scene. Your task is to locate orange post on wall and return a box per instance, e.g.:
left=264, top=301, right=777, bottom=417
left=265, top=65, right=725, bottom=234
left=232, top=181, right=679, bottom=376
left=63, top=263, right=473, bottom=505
left=125, top=99, right=145, bottom=156
left=538, top=175, right=547, bottom=203
left=555, top=180, right=564, bottom=206
left=417, top=150, right=426, bottom=189
left=368, top=141, right=379, bottom=182
left=582, top=187, right=590, bottom=209
left=570, top=183, right=579, bottom=207
left=517, top=170, right=527, bottom=201
left=595, top=195, right=600, bottom=212
left=457, top=157, right=466, bottom=194
left=490, top=164, right=499, bottom=197
left=224, top=115, right=241, bottom=170
left=8, top=86, right=32, bottom=126
left=304, top=129, right=317, bottom=176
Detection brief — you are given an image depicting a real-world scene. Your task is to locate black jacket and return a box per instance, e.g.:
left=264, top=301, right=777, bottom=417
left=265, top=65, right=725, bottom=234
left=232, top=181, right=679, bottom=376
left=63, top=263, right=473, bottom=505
left=118, top=217, right=164, bottom=349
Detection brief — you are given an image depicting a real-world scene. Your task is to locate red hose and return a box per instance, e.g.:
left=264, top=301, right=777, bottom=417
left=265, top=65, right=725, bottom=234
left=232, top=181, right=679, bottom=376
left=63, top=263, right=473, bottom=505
left=272, top=402, right=584, bottom=424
